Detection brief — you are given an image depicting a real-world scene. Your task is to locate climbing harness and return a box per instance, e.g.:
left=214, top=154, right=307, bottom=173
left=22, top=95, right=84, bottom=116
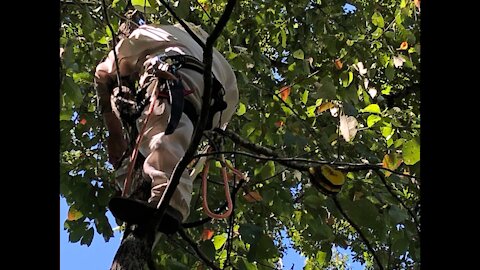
left=120, top=53, right=228, bottom=198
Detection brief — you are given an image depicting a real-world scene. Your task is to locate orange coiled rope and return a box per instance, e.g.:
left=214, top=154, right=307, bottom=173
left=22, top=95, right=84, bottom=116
left=201, top=148, right=245, bottom=219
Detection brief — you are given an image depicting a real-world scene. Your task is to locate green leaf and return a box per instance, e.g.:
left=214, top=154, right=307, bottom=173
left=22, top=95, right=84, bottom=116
left=213, top=233, right=228, bottom=250
left=293, top=49, right=304, bottom=60
left=80, top=227, right=94, bottom=246
left=199, top=240, right=216, bottom=261
left=261, top=161, right=275, bottom=179
left=372, top=12, right=385, bottom=28
left=381, top=126, right=394, bottom=140
left=367, top=115, right=382, bottom=127
left=394, top=138, right=406, bottom=148
left=372, top=27, right=383, bottom=39
left=147, top=0, right=158, bottom=8
left=342, top=198, right=379, bottom=228
left=385, top=66, right=395, bottom=81
left=301, top=89, right=309, bottom=104
left=132, top=0, right=151, bottom=7
left=402, top=138, right=420, bottom=165
left=247, top=233, right=278, bottom=262
left=315, top=251, right=327, bottom=266
left=392, top=231, right=409, bottom=253
left=361, top=104, right=381, bottom=114
left=315, top=77, right=337, bottom=99
left=237, top=102, right=246, bottom=116
left=340, top=71, right=353, bottom=87
left=389, top=205, right=409, bottom=224
left=239, top=224, right=262, bottom=244
left=60, top=110, right=73, bottom=121
left=239, top=257, right=258, bottom=270
left=280, top=28, right=287, bottom=48
left=63, top=76, right=83, bottom=107
left=176, top=0, right=190, bottom=18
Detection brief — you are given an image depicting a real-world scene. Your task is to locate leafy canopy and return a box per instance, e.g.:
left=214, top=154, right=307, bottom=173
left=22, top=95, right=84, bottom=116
left=60, top=0, right=420, bottom=269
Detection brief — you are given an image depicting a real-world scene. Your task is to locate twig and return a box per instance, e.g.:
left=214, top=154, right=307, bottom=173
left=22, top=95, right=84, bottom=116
left=374, top=170, right=420, bottom=233
left=178, top=227, right=222, bottom=270
left=100, top=0, right=122, bottom=90
left=195, top=0, right=214, bottom=23
left=332, top=196, right=384, bottom=270
left=156, top=0, right=206, bottom=48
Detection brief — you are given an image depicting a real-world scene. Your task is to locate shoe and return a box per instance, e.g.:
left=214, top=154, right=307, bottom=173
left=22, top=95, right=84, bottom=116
left=109, top=197, right=182, bottom=234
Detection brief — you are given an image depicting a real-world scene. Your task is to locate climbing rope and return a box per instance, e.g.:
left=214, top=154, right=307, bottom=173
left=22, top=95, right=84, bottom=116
left=121, top=81, right=162, bottom=197
left=201, top=147, right=245, bottom=219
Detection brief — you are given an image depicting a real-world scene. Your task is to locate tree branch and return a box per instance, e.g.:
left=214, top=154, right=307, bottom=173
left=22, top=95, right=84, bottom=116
left=100, top=0, right=122, bottom=89
left=177, top=227, right=222, bottom=270
left=374, top=170, right=420, bottom=233
left=209, top=130, right=420, bottom=179
left=332, top=196, right=384, bottom=270
left=156, top=0, right=206, bottom=49
left=153, top=0, right=237, bottom=237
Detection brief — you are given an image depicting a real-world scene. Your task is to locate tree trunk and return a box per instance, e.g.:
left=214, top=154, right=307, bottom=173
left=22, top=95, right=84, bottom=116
left=109, top=159, right=157, bottom=270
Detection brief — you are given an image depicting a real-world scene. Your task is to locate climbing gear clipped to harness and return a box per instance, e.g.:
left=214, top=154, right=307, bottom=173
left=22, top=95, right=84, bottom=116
left=153, top=53, right=228, bottom=132
left=112, top=53, right=227, bottom=135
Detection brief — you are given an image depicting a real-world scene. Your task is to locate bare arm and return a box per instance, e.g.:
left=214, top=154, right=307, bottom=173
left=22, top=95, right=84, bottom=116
left=95, top=61, right=128, bottom=168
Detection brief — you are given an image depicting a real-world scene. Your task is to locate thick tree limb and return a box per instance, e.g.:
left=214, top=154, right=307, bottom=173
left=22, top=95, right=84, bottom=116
left=333, top=196, right=385, bottom=270
left=152, top=0, right=237, bottom=243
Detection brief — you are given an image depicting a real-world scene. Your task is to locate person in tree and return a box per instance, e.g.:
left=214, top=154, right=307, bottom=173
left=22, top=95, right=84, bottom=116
left=94, top=9, right=239, bottom=234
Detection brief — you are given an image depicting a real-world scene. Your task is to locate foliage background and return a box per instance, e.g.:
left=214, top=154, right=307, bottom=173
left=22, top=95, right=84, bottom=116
left=60, top=0, right=420, bottom=269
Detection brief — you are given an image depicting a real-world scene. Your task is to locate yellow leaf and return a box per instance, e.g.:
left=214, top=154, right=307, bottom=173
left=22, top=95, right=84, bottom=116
left=317, top=101, right=335, bottom=113
left=321, top=165, right=345, bottom=186
left=243, top=191, right=263, bottom=202
left=279, top=86, right=291, bottom=101
left=67, top=206, right=83, bottom=221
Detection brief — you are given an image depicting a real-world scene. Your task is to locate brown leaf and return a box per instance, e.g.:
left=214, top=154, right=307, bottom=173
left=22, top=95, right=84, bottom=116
left=279, top=86, right=291, bottom=101
left=334, top=59, right=343, bottom=70
left=317, top=101, right=335, bottom=113
left=243, top=191, right=263, bottom=202
left=201, top=228, right=214, bottom=240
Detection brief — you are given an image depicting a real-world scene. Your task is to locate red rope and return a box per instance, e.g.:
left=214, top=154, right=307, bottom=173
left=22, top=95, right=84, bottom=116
left=121, top=83, right=159, bottom=197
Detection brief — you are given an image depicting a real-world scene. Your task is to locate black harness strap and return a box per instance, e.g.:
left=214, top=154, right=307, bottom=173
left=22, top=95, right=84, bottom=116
left=157, top=54, right=227, bottom=131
